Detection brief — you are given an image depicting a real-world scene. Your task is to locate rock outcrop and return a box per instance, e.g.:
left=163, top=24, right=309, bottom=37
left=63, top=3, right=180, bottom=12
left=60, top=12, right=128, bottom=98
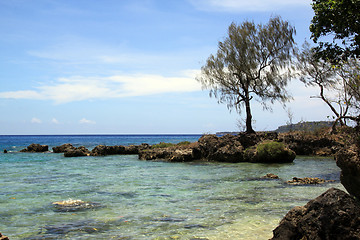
left=20, top=143, right=49, bottom=153
left=63, top=146, right=90, bottom=157
left=139, top=134, right=295, bottom=163
left=278, top=131, right=342, bottom=156
left=271, top=188, right=360, bottom=240
left=91, top=144, right=149, bottom=156
left=52, top=143, right=76, bottom=153
left=335, top=144, right=360, bottom=199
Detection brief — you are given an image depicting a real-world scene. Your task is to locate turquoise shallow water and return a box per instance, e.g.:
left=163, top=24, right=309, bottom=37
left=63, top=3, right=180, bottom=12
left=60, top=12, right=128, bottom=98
left=0, top=135, right=345, bottom=239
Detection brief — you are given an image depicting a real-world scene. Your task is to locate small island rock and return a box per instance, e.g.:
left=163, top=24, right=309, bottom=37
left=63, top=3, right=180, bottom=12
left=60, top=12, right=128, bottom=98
left=20, top=143, right=49, bottom=152
left=63, top=146, right=90, bottom=157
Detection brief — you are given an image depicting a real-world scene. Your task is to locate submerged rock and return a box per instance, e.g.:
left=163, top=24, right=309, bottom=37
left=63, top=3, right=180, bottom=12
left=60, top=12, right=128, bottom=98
left=52, top=199, right=101, bottom=212
left=261, top=173, right=279, bottom=179
left=20, top=143, right=49, bottom=153
left=286, top=177, right=334, bottom=185
left=271, top=188, right=360, bottom=240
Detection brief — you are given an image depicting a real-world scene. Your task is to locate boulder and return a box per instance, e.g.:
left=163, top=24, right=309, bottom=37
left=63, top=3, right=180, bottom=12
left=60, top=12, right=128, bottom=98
left=271, top=188, right=360, bottom=240
left=64, top=146, right=90, bottom=157
left=52, top=143, right=76, bottom=153
left=20, top=143, right=49, bottom=152
left=0, top=233, right=9, bottom=240
left=335, top=145, right=360, bottom=199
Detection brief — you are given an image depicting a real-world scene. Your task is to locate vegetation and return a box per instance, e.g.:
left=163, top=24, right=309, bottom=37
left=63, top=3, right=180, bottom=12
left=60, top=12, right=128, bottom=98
left=296, top=42, right=360, bottom=129
left=151, top=141, right=191, bottom=149
left=276, top=121, right=334, bottom=133
left=197, top=16, right=296, bottom=133
left=310, top=0, right=360, bottom=62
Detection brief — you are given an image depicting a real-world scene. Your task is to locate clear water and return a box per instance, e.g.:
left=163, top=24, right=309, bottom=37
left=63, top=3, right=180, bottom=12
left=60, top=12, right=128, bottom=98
left=0, top=135, right=345, bottom=240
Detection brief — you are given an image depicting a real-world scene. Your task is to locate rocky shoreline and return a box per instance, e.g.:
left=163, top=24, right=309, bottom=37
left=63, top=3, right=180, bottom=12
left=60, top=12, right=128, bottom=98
left=2, top=128, right=359, bottom=239
left=13, top=130, right=345, bottom=163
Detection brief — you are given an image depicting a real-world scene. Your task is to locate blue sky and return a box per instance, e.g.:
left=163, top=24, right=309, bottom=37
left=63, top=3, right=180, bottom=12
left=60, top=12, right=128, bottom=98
left=0, top=0, right=334, bottom=134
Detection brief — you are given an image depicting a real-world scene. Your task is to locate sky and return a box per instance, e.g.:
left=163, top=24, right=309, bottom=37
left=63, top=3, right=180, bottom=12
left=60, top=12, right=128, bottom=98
left=0, top=0, right=335, bottom=134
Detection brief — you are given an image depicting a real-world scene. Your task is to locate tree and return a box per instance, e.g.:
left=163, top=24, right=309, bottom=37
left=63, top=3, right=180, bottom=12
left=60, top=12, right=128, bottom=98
left=297, top=42, right=360, bottom=130
left=310, top=0, right=360, bottom=62
left=197, top=16, right=296, bottom=133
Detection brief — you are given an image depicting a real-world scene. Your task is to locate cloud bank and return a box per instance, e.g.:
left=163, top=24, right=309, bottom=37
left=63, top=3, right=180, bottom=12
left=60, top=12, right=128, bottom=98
left=189, top=0, right=311, bottom=12
left=0, top=70, right=201, bottom=104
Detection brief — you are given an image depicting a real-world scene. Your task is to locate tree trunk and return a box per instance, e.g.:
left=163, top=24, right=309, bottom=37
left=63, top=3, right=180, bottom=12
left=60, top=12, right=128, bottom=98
left=245, top=97, right=256, bottom=134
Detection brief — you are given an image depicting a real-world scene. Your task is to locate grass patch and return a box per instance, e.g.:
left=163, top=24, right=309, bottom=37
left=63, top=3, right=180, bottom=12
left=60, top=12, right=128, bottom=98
left=151, top=141, right=192, bottom=149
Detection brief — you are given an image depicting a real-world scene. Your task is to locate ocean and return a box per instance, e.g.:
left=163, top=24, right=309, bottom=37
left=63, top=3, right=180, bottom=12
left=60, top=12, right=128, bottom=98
left=0, top=135, right=344, bottom=239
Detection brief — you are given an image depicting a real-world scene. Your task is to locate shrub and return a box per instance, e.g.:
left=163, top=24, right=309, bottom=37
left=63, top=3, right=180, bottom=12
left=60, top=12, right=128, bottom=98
left=255, top=141, right=295, bottom=163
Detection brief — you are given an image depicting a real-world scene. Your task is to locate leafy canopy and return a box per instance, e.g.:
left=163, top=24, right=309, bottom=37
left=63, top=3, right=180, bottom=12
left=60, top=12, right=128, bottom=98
left=197, top=16, right=296, bottom=133
left=310, top=0, right=360, bottom=61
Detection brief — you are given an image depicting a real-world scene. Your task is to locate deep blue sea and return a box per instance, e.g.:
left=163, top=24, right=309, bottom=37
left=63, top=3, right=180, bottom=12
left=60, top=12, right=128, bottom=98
left=0, top=135, right=345, bottom=239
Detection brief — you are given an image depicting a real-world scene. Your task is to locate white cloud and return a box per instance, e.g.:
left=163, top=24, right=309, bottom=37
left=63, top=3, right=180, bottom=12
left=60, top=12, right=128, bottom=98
left=51, top=118, right=60, bottom=124
left=189, top=0, right=311, bottom=12
left=79, top=118, right=96, bottom=124
left=0, top=70, right=202, bottom=104
left=31, top=117, right=42, bottom=124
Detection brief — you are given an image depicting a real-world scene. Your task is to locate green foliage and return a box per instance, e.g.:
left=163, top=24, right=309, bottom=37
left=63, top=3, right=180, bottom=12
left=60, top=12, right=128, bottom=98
left=256, top=141, right=287, bottom=160
left=151, top=141, right=191, bottom=149
left=310, top=0, right=360, bottom=61
left=197, top=16, right=296, bottom=133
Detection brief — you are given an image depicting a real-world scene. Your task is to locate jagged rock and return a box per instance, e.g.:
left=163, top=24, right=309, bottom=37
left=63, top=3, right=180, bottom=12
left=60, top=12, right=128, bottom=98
left=20, top=143, right=49, bottom=152
left=196, top=134, right=244, bottom=162
left=91, top=144, right=147, bottom=156
left=52, top=199, right=101, bottom=212
left=278, top=132, right=342, bottom=156
left=139, top=148, right=173, bottom=161
left=168, top=149, right=196, bottom=162
left=63, top=146, right=90, bottom=157
left=286, top=177, right=334, bottom=185
left=244, top=141, right=295, bottom=163
left=0, top=232, right=9, bottom=240
left=262, top=173, right=279, bottom=179
left=52, top=143, right=76, bottom=153
left=271, top=188, right=360, bottom=240
left=335, top=145, right=360, bottom=199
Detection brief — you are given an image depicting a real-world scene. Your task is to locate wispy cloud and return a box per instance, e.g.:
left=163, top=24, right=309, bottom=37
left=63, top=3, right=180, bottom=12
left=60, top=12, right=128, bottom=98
left=31, top=117, right=42, bottom=124
left=51, top=118, right=60, bottom=124
left=79, top=118, right=96, bottom=124
left=0, top=70, right=201, bottom=104
left=189, top=0, right=311, bottom=12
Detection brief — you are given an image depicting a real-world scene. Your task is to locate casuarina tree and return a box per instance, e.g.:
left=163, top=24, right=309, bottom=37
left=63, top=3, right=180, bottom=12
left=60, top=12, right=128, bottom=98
left=197, top=16, right=296, bottom=133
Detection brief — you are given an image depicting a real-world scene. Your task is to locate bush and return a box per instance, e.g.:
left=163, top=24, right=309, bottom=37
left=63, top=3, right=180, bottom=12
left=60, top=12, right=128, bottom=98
left=151, top=141, right=192, bottom=149
left=255, top=141, right=295, bottom=163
